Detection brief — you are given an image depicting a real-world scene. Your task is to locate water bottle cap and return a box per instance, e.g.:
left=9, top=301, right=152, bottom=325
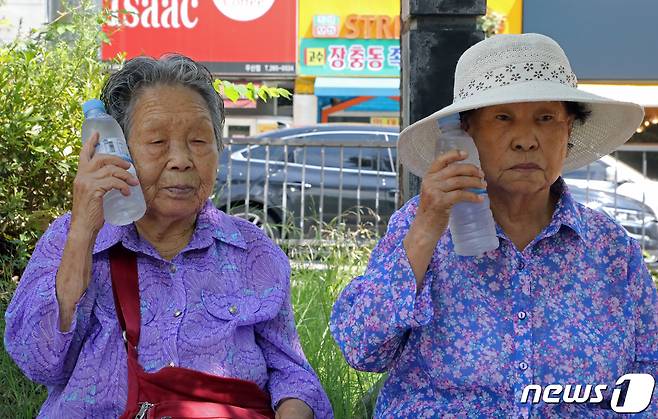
left=82, top=99, right=106, bottom=117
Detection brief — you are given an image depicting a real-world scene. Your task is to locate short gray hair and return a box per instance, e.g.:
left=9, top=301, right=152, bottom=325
left=100, top=54, right=225, bottom=151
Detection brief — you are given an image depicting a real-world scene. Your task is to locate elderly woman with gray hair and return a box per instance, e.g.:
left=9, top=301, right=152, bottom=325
left=5, top=54, right=332, bottom=419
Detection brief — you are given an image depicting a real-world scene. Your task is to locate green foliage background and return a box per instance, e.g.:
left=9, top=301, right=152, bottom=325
left=0, top=2, right=118, bottom=276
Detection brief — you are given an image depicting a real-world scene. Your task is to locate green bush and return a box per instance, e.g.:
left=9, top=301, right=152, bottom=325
left=0, top=1, right=118, bottom=277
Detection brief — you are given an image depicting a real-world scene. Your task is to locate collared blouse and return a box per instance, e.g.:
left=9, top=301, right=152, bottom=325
left=330, top=177, right=658, bottom=418
left=5, top=200, right=333, bottom=418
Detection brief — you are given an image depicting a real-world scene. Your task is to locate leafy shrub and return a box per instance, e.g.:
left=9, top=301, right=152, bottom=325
left=0, top=1, right=118, bottom=276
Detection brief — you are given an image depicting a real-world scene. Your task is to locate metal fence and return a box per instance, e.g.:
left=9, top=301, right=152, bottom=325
left=213, top=137, right=658, bottom=263
left=215, top=135, right=399, bottom=242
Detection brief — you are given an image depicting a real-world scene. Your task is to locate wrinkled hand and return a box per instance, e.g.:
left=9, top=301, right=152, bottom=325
left=403, top=149, right=487, bottom=287
left=414, top=149, right=487, bottom=242
left=71, top=132, right=139, bottom=235
left=275, top=398, right=313, bottom=419
left=56, top=131, right=140, bottom=331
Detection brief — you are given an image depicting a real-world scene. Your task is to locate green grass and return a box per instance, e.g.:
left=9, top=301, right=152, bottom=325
left=286, top=225, right=383, bottom=419
left=0, top=223, right=382, bottom=419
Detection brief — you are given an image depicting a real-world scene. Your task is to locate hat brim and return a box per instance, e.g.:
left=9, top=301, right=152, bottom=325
left=398, top=80, right=645, bottom=178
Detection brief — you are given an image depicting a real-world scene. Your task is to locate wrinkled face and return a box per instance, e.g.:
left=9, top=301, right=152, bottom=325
left=463, top=101, right=574, bottom=196
left=128, top=84, right=219, bottom=222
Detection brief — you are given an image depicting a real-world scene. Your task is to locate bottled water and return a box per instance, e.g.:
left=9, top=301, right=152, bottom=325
left=436, top=114, right=499, bottom=256
left=81, top=99, right=146, bottom=226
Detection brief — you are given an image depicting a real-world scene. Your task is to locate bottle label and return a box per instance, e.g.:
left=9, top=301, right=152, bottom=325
left=469, top=188, right=488, bottom=195
left=96, top=137, right=133, bottom=163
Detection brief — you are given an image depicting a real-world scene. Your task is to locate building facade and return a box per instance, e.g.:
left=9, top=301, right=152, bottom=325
left=294, top=0, right=400, bottom=127
left=102, top=0, right=297, bottom=137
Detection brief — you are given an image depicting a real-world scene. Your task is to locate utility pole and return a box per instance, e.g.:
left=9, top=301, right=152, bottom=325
left=400, top=0, right=485, bottom=203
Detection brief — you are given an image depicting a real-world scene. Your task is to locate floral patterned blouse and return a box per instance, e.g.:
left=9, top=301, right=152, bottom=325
left=5, top=200, right=332, bottom=418
left=330, top=177, right=658, bottom=418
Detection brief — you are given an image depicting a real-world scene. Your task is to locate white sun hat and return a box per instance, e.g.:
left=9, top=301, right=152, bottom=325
left=398, top=33, right=645, bottom=178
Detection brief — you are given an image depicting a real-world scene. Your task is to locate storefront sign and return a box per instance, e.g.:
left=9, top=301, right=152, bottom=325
left=300, top=38, right=400, bottom=77
left=102, top=0, right=296, bottom=75
left=223, top=99, right=257, bottom=109
left=213, top=0, right=275, bottom=22
left=312, top=14, right=400, bottom=39
left=342, top=14, right=400, bottom=39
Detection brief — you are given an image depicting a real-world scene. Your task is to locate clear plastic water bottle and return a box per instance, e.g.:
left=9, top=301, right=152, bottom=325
left=81, top=99, right=146, bottom=226
left=436, top=114, right=499, bottom=256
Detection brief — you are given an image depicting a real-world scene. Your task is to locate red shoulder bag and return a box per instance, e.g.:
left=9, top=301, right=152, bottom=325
left=109, top=244, right=276, bottom=419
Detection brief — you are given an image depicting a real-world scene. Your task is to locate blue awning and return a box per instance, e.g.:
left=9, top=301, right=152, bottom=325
left=349, top=96, right=399, bottom=112
left=314, top=77, right=400, bottom=97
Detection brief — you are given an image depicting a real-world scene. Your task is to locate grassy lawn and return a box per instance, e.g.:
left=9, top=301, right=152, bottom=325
left=286, top=235, right=383, bottom=418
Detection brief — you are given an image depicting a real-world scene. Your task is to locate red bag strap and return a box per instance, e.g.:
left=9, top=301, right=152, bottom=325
left=109, top=244, right=141, bottom=352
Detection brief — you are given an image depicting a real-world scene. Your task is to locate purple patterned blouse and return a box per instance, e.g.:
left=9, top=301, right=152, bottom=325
left=330, top=177, right=658, bottom=418
left=4, top=200, right=332, bottom=418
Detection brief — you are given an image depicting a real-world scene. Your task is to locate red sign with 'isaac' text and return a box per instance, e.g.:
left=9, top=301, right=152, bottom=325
left=102, top=0, right=297, bottom=75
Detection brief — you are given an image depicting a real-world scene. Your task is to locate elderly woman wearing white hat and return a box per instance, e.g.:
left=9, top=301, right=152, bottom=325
left=330, top=33, right=658, bottom=417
